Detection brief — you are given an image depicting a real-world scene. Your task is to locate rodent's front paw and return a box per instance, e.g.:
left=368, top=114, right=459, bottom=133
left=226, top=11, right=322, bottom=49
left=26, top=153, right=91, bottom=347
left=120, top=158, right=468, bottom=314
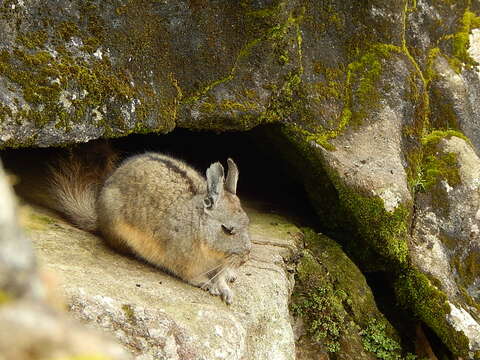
left=225, top=269, right=237, bottom=283
left=202, top=278, right=234, bottom=304
left=205, top=284, right=220, bottom=296
left=220, top=285, right=233, bottom=305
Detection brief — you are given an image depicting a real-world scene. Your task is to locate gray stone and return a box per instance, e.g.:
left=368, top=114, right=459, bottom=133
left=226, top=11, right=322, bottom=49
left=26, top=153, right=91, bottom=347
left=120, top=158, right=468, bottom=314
left=25, top=203, right=301, bottom=359
left=0, top=300, right=132, bottom=360
left=410, top=136, right=480, bottom=356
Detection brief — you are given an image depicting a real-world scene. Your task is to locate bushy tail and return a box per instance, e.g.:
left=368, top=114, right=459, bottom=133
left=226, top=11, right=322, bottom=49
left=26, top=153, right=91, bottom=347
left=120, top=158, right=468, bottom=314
left=48, top=142, right=118, bottom=232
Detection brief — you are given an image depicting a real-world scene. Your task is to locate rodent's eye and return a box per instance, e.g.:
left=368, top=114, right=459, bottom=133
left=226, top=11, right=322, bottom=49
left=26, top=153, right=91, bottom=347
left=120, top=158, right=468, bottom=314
left=203, top=197, right=213, bottom=209
left=222, top=224, right=235, bottom=235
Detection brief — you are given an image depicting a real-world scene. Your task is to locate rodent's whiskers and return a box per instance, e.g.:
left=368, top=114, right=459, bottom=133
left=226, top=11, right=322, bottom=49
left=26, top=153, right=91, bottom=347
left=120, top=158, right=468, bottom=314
left=191, top=262, right=224, bottom=282
left=200, top=264, right=230, bottom=289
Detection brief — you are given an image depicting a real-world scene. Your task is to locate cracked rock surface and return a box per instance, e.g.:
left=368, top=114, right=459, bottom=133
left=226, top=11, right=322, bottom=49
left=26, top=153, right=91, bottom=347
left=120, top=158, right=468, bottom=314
left=24, top=203, right=301, bottom=360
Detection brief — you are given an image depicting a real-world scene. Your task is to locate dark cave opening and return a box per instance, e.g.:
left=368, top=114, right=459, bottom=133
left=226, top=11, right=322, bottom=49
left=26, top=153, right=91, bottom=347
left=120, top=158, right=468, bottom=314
left=2, top=125, right=321, bottom=230
left=113, top=127, right=321, bottom=228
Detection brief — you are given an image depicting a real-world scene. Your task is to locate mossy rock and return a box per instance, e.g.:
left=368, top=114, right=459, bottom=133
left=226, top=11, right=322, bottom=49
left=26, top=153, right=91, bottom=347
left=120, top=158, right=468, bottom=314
left=407, top=134, right=480, bottom=357
left=0, top=0, right=302, bottom=147
left=292, top=228, right=404, bottom=359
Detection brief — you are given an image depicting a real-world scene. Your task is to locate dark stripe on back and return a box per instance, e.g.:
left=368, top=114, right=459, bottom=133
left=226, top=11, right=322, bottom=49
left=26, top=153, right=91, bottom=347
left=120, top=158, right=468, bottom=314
left=146, top=154, right=199, bottom=194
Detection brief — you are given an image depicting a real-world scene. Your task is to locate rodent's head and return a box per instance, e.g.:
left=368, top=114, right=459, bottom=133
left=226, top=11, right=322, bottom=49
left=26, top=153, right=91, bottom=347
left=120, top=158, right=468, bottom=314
left=200, top=158, right=251, bottom=266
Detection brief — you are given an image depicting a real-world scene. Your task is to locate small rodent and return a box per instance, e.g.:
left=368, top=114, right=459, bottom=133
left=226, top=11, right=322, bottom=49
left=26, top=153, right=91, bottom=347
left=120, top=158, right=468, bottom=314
left=48, top=146, right=251, bottom=304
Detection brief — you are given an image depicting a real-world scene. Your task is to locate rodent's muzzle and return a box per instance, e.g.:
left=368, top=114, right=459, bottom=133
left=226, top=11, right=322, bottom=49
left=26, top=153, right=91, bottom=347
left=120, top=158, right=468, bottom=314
left=230, top=234, right=251, bottom=265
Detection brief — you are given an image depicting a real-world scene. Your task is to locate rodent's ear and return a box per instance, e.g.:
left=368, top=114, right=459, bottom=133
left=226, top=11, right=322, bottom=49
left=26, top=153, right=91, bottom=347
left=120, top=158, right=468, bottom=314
left=206, top=162, right=224, bottom=206
left=225, top=158, right=239, bottom=195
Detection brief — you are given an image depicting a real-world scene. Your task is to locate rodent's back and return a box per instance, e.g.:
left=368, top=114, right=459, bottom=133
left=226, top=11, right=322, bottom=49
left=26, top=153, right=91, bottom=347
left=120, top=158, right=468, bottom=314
left=98, top=153, right=206, bottom=231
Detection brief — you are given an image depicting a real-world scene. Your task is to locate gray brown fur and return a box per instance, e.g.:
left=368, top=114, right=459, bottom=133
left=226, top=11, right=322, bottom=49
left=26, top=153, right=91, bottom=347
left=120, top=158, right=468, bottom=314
left=49, top=150, right=251, bottom=304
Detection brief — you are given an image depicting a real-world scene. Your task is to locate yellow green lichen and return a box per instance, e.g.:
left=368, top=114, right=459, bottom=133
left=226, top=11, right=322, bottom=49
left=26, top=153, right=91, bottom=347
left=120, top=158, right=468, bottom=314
left=454, top=251, right=480, bottom=292
left=346, top=43, right=403, bottom=126
left=288, top=43, right=404, bottom=151
left=182, top=3, right=303, bottom=129
left=0, top=0, right=186, bottom=145
left=56, top=21, right=81, bottom=42
left=0, top=47, right=135, bottom=129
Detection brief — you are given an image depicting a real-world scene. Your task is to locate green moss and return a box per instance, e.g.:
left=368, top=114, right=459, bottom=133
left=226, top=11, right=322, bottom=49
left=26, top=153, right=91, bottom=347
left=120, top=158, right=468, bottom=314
left=264, top=124, right=348, bottom=234
left=430, top=87, right=461, bottom=130
left=421, top=129, right=469, bottom=145
left=0, top=103, right=12, bottom=123
left=415, top=130, right=464, bottom=192
left=57, top=21, right=81, bottom=41
left=271, top=125, right=410, bottom=270
left=0, top=0, right=183, bottom=144
left=291, top=43, right=403, bottom=150
left=181, top=2, right=299, bottom=109
left=395, top=269, right=470, bottom=358
left=121, top=304, right=135, bottom=322
left=420, top=152, right=459, bottom=191
left=347, top=44, right=402, bottom=125
left=292, top=228, right=409, bottom=356
left=16, top=30, right=48, bottom=49
left=453, top=11, right=480, bottom=60
left=291, top=246, right=348, bottom=353
left=441, top=9, right=480, bottom=73
left=335, top=181, right=411, bottom=269
left=259, top=70, right=303, bottom=126
left=180, top=7, right=304, bottom=133
left=409, top=130, right=464, bottom=215
left=361, top=318, right=421, bottom=360
left=360, top=319, right=403, bottom=360
left=425, top=47, right=441, bottom=84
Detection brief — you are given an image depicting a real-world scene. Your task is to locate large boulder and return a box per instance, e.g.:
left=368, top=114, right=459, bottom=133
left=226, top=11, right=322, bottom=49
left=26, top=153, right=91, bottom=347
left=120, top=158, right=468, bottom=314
left=0, top=0, right=301, bottom=147
left=292, top=229, right=404, bottom=360
left=23, top=202, right=301, bottom=359
left=398, top=133, right=480, bottom=357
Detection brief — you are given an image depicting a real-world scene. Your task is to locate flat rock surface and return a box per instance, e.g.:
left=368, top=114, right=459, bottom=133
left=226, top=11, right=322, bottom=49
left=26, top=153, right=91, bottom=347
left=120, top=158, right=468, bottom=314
left=22, top=202, right=301, bottom=360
